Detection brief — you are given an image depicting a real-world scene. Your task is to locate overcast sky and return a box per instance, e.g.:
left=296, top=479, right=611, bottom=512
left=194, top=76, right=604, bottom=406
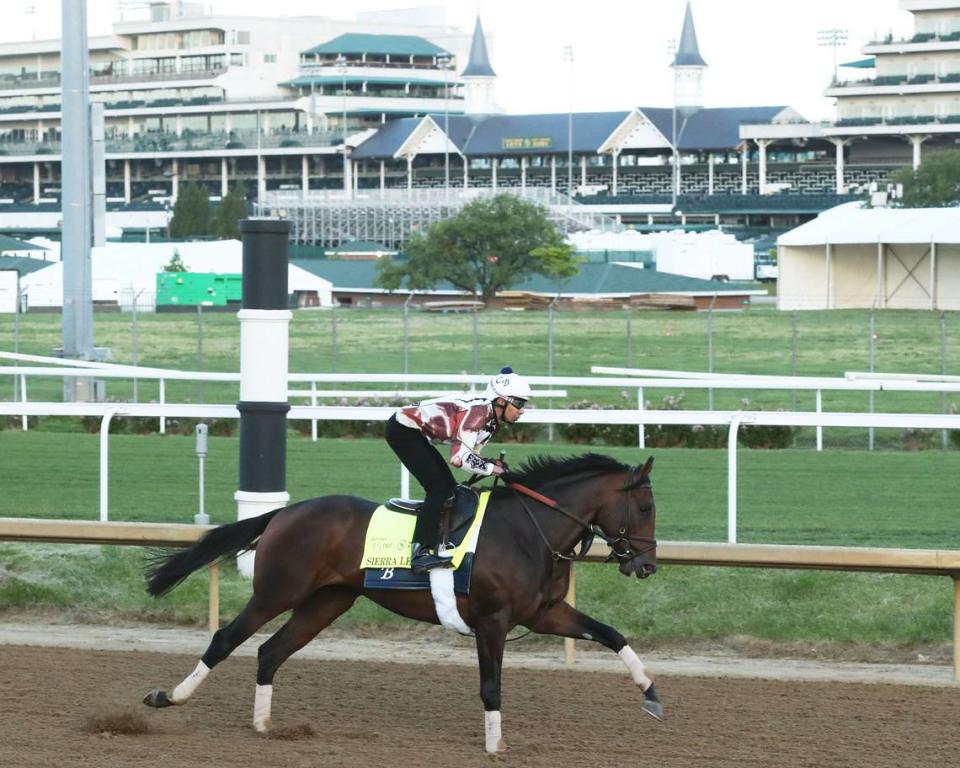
left=3, top=1, right=915, bottom=120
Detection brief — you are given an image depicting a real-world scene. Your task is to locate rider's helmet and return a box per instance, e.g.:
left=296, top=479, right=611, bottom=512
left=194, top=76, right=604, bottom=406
left=486, top=366, right=532, bottom=409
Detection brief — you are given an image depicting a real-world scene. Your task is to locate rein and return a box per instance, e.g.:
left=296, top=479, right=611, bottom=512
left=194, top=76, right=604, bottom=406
left=505, top=471, right=656, bottom=564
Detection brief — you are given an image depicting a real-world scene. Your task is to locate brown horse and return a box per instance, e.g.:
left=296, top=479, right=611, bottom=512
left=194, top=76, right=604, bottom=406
left=143, top=453, right=661, bottom=753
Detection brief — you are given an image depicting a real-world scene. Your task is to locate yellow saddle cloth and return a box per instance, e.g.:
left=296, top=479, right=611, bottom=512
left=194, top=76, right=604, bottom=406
left=360, top=491, right=491, bottom=570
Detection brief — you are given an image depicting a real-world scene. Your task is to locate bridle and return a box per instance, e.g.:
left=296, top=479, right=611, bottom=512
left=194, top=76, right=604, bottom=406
left=505, top=467, right=657, bottom=565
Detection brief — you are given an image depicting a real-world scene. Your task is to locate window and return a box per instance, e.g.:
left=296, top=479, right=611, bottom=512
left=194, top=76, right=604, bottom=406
left=231, top=53, right=245, bottom=67
left=264, top=53, right=276, bottom=64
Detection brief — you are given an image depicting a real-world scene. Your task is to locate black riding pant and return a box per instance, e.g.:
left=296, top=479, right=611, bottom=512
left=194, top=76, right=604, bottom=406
left=384, top=415, right=457, bottom=546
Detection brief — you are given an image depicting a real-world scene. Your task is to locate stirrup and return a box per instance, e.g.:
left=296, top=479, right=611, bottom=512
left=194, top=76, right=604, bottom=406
left=411, top=544, right=453, bottom=575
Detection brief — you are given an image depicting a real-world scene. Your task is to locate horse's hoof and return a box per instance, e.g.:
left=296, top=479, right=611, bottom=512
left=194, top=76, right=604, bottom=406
left=642, top=699, right=664, bottom=721
left=143, top=689, right=175, bottom=709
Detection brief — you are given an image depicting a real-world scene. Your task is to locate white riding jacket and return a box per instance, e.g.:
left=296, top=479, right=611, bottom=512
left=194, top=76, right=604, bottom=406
left=395, top=395, right=499, bottom=475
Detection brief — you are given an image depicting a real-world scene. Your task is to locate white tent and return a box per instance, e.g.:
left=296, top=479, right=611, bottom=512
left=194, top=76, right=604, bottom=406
left=777, top=204, right=960, bottom=310
left=20, top=240, right=332, bottom=310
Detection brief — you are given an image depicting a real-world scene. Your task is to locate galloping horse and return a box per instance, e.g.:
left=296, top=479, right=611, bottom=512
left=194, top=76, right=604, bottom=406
left=143, top=453, right=661, bottom=753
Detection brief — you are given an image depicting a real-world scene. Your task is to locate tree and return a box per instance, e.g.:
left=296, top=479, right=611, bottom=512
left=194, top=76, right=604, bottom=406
left=375, top=194, right=578, bottom=303
left=163, top=249, right=188, bottom=272
left=213, top=184, right=248, bottom=239
left=169, top=182, right=211, bottom=238
left=891, top=149, right=960, bottom=207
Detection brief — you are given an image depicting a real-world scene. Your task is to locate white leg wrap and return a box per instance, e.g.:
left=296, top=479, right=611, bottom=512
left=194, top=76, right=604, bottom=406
left=429, top=568, right=472, bottom=635
left=484, top=710, right=505, bottom=753
left=618, top=646, right=653, bottom=691
left=253, top=684, right=273, bottom=733
left=170, top=660, right=210, bottom=704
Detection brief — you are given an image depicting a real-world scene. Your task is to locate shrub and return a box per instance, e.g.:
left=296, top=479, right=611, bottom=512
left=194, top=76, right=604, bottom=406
left=735, top=398, right=797, bottom=450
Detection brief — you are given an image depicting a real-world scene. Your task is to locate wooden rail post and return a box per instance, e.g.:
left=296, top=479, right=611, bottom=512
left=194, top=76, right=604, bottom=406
left=209, top=561, right=219, bottom=635
left=954, top=576, right=959, bottom=683
left=564, top=564, right=576, bottom=665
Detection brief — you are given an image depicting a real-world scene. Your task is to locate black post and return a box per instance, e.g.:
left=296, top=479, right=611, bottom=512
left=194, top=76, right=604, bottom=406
left=235, top=218, right=292, bottom=575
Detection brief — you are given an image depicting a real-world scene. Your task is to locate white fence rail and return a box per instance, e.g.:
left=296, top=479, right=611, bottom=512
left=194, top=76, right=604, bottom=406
left=2, top=398, right=960, bottom=541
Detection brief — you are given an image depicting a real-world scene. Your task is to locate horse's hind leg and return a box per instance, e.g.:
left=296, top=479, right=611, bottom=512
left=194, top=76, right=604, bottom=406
left=531, top=601, right=664, bottom=720
left=252, top=585, right=358, bottom=733
left=143, top=594, right=284, bottom=709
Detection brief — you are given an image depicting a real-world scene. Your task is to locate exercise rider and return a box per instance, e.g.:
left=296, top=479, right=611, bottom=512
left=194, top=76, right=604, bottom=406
left=384, top=366, right=532, bottom=574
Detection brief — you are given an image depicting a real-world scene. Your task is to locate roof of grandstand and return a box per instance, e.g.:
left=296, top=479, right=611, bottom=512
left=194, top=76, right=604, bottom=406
left=302, top=34, right=449, bottom=57
left=351, top=106, right=791, bottom=160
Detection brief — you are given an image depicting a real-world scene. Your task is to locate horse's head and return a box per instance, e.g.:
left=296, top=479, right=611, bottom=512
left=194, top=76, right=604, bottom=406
left=596, top=456, right=657, bottom=579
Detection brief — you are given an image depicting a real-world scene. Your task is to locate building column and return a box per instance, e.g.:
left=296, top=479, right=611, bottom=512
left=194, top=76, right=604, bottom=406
left=406, top=155, right=413, bottom=192
left=33, top=162, right=40, bottom=203
left=257, top=155, right=266, bottom=203
left=829, top=138, right=849, bottom=194
left=580, top=156, right=587, bottom=189
left=128, top=115, right=135, bottom=136
left=301, top=155, right=309, bottom=193
left=757, top=139, right=770, bottom=195
left=491, top=157, right=498, bottom=190
left=172, top=158, right=179, bottom=201
left=550, top=156, right=556, bottom=192
left=708, top=152, right=715, bottom=195
left=740, top=144, right=748, bottom=194
left=235, top=218, right=292, bottom=576
left=910, top=134, right=930, bottom=170
left=611, top=150, right=619, bottom=196
left=463, top=158, right=469, bottom=189
left=520, top=156, right=527, bottom=191
left=379, top=160, right=385, bottom=195
left=222, top=157, right=229, bottom=196
left=175, top=115, right=183, bottom=137
left=123, top=159, right=131, bottom=204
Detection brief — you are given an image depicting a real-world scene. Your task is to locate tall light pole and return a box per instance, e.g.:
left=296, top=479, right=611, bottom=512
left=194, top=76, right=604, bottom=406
left=668, top=38, right=679, bottom=214
left=562, top=44, right=574, bottom=206
left=335, top=54, right=349, bottom=197
left=437, top=53, right=452, bottom=199
left=817, top=28, right=848, bottom=84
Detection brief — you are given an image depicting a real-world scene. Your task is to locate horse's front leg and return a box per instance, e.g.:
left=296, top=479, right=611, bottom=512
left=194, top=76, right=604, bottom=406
left=474, top=613, right=510, bottom=753
left=532, top=601, right=664, bottom=720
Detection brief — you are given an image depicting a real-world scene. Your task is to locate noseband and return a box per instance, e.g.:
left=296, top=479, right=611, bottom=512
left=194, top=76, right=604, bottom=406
left=507, top=468, right=657, bottom=564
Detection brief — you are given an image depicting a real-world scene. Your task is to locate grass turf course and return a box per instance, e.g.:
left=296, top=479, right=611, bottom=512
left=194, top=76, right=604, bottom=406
left=1, top=306, right=958, bottom=653
left=0, top=431, right=956, bottom=652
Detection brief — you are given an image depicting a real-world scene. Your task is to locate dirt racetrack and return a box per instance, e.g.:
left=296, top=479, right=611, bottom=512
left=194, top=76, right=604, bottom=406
left=1, top=643, right=959, bottom=768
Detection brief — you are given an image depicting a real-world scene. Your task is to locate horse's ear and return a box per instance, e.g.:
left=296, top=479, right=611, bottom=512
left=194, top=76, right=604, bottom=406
left=639, top=456, right=654, bottom=476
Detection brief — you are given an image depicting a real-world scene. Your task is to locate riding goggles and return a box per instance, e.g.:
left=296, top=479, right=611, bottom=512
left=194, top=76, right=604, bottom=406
left=504, top=396, right=528, bottom=409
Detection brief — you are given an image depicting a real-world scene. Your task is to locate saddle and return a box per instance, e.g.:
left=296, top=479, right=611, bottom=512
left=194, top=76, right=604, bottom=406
left=387, top=485, right=480, bottom=549
left=361, top=485, right=487, bottom=593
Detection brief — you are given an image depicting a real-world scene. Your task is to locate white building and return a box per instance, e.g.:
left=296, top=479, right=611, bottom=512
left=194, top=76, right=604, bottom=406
left=19, top=240, right=333, bottom=310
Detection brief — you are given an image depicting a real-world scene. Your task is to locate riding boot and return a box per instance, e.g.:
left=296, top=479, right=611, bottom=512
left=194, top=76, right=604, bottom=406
left=410, top=541, right=453, bottom=575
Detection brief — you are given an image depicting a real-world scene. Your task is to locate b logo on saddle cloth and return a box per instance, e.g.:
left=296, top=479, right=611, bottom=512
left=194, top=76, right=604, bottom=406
left=361, top=488, right=490, bottom=593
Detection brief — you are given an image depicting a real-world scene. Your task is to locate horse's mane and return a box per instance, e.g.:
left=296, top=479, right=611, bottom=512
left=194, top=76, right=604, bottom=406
left=509, top=453, right=631, bottom=490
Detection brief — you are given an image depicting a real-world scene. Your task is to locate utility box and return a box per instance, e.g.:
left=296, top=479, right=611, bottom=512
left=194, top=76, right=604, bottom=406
left=156, top=272, right=242, bottom=307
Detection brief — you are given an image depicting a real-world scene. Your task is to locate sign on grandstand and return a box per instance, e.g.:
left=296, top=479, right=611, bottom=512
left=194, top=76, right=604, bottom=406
left=501, top=137, right=553, bottom=150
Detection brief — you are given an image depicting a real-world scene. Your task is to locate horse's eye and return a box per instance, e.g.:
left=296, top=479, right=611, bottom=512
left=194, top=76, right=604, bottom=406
left=639, top=505, right=653, bottom=516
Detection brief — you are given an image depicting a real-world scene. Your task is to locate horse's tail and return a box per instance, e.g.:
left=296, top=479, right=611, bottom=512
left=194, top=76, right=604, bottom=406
left=145, top=507, right=284, bottom=597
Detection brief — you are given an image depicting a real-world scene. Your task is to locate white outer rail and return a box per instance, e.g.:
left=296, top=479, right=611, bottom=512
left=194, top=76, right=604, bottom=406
left=3, top=400, right=960, bottom=540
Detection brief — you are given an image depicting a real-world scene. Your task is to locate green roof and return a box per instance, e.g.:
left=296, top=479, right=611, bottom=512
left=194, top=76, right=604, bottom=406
left=303, top=34, right=449, bottom=57
left=282, top=75, right=449, bottom=88
left=293, top=260, right=755, bottom=295
left=0, top=234, right=47, bottom=253
left=840, top=57, right=875, bottom=69
left=0, top=254, right=55, bottom=276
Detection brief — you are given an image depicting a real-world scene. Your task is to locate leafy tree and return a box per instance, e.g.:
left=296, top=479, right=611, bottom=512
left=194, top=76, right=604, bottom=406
left=213, top=184, right=248, bottom=239
left=169, top=182, right=211, bottom=238
left=163, top=249, right=188, bottom=272
left=376, top=194, right=578, bottom=303
left=891, top=149, right=960, bottom=207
